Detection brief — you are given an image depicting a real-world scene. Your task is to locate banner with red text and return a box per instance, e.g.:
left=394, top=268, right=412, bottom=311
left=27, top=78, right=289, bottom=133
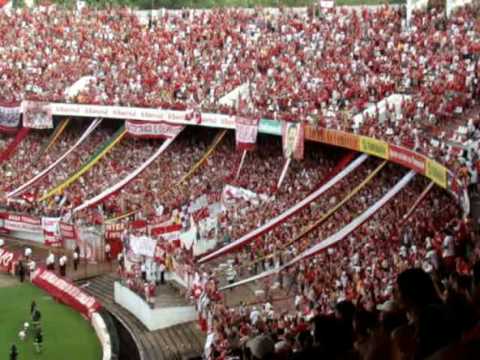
left=4, top=213, right=42, bottom=233
left=22, top=101, right=53, bottom=129
left=282, top=122, right=304, bottom=160
left=42, top=217, right=62, bottom=247
left=235, top=117, right=259, bottom=151
left=31, top=268, right=101, bottom=319
left=0, top=102, right=21, bottom=133
left=125, top=120, right=184, bottom=139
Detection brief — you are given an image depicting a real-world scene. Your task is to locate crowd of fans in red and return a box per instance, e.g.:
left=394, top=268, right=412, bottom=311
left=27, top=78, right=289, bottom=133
left=0, top=4, right=480, bottom=360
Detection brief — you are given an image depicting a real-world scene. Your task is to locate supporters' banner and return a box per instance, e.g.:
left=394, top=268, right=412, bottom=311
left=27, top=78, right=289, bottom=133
left=389, top=145, right=426, bottom=175
left=22, top=101, right=53, bottom=129
left=221, top=171, right=416, bottom=290
left=150, top=223, right=182, bottom=238
left=42, top=217, right=62, bottom=247
left=282, top=122, right=304, bottom=160
left=77, top=226, right=103, bottom=261
left=235, top=117, right=259, bottom=151
left=7, top=119, right=102, bottom=198
left=125, top=120, right=184, bottom=139
left=359, top=137, right=389, bottom=159
left=31, top=268, right=101, bottom=319
left=0, top=127, right=30, bottom=165
left=259, top=119, right=282, bottom=136
left=130, top=235, right=156, bottom=257
left=4, top=213, right=42, bottom=233
left=199, top=153, right=369, bottom=263
left=426, top=159, right=447, bottom=188
left=0, top=247, right=20, bottom=274
left=105, top=223, right=127, bottom=240
left=73, top=133, right=181, bottom=213
left=59, top=222, right=77, bottom=240
left=0, top=102, right=21, bottom=133
left=39, top=125, right=127, bottom=201
left=222, top=185, right=259, bottom=206
left=305, top=126, right=360, bottom=151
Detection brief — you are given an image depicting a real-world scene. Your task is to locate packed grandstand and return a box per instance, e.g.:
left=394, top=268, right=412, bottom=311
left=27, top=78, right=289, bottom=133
left=0, top=1, right=480, bottom=360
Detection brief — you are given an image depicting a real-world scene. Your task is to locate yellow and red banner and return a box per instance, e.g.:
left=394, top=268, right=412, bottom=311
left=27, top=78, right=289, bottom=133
left=359, top=136, right=389, bottom=159
left=426, top=159, right=447, bottom=188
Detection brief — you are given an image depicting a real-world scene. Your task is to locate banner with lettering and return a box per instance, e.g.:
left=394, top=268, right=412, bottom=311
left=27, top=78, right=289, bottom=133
left=105, top=223, right=127, bottom=240
left=0, top=247, right=20, bottom=274
left=4, top=213, right=42, bottom=233
left=42, top=217, right=62, bottom=247
left=22, top=101, right=53, bottom=129
left=282, top=122, right=304, bottom=160
left=59, top=222, right=77, bottom=240
left=0, top=102, right=21, bottom=133
left=125, top=120, right=185, bottom=139
left=31, top=268, right=101, bottom=319
left=235, top=117, right=259, bottom=151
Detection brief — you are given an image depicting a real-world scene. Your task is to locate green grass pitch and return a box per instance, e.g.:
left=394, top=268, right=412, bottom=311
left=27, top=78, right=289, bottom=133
left=0, top=282, right=102, bottom=360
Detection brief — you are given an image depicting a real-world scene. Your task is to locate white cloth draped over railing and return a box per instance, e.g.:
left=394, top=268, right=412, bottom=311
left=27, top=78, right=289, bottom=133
left=198, top=153, right=369, bottom=263
left=7, top=119, right=102, bottom=198
left=220, top=170, right=416, bottom=290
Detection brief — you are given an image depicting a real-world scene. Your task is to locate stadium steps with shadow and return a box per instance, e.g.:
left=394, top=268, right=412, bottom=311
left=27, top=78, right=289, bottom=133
left=77, top=273, right=205, bottom=360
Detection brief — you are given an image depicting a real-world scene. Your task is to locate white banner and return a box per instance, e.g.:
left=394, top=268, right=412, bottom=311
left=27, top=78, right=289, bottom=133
left=22, top=101, right=53, bottom=129
left=44, top=102, right=236, bottom=129
left=73, top=133, right=180, bottom=213
left=4, top=214, right=42, bottom=233
left=221, top=171, right=416, bottom=290
left=199, top=154, right=369, bottom=263
left=7, top=119, right=102, bottom=198
left=125, top=120, right=185, bottom=139
left=221, top=185, right=259, bottom=205
left=130, top=235, right=157, bottom=257
left=42, top=216, right=61, bottom=246
left=235, top=117, right=258, bottom=150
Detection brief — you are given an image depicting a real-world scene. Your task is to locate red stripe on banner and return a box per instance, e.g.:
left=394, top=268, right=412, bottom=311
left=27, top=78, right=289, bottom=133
left=0, top=127, right=30, bottom=165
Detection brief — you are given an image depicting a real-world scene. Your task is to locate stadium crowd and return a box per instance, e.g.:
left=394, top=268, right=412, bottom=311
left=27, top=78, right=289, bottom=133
left=0, top=5, right=480, bottom=174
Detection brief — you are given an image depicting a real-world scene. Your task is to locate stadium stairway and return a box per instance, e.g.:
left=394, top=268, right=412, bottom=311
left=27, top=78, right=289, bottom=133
left=77, top=274, right=205, bottom=360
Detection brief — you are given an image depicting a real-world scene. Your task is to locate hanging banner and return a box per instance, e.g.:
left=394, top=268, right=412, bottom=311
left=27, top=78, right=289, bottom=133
left=426, top=159, right=447, bottom=188
left=105, top=223, right=127, bottom=240
left=199, top=153, right=369, bottom=263
left=4, top=213, right=42, bottom=233
left=0, top=102, right=21, bottom=133
left=389, top=145, right=426, bottom=175
left=359, top=137, right=389, bottom=159
left=130, top=235, right=157, bottom=257
left=150, top=223, right=182, bottom=238
left=282, top=122, right=304, bottom=160
left=42, top=217, right=62, bottom=247
left=31, top=268, right=101, bottom=319
left=259, top=119, right=282, bottom=136
left=305, top=126, right=360, bottom=151
left=22, top=101, right=53, bottom=129
left=59, top=222, right=77, bottom=240
left=7, top=119, right=102, bottom=198
left=0, top=247, right=20, bottom=274
left=235, top=117, right=259, bottom=151
left=125, top=120, right=184, bottom=139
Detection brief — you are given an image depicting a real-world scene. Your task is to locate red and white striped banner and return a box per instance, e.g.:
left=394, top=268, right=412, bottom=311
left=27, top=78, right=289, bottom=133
left=3, top=213, right=42, bottom=233
left=235, top=117, right=258, bottom=151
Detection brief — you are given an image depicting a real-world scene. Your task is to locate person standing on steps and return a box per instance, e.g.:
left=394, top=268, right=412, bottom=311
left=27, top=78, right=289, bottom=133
left=73, top=246, right=80, bottom=271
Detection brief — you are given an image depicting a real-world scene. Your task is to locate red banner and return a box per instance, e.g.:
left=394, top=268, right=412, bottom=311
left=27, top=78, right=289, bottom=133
left=389, top=145, right=426, bottom=175
left=235, top=117, right=259, bottom=151
left=125, top=120, right=184, bottom=139
left=105, top=223, right=127, bottom=240
left=59, top=222, right=77, bottom=240
left=22, top=101, right=53, bottom=129
left=0, top=247, right=20, bottom=274
left=31, top=268, right=101, bottom=319
left=150, top=223, right=182, bottom=237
